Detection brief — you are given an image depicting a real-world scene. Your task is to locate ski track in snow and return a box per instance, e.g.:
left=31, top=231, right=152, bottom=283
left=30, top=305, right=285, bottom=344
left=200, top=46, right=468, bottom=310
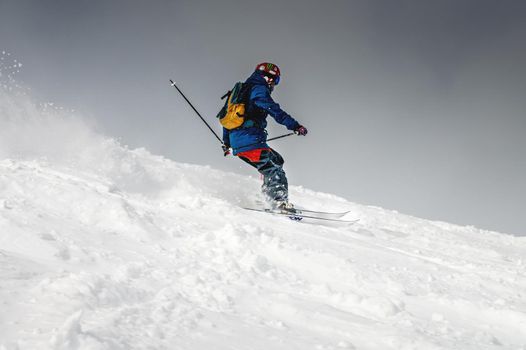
left=1, top=91, right=526, bottom=349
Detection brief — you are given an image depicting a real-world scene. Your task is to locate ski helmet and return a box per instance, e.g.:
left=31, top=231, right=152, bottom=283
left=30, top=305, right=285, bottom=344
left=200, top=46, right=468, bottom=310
left=256, top=62, right=281, bottom=85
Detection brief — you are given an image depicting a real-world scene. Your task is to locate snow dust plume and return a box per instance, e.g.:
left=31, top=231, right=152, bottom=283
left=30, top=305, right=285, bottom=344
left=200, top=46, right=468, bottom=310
left=0, top=59, right=183, bottom=196
left=0, top=52, right=116, bottom=169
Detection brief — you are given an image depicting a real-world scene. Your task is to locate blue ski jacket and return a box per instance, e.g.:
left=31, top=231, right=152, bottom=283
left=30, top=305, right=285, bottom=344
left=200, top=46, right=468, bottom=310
left=222, top=71, right=300, bottom=155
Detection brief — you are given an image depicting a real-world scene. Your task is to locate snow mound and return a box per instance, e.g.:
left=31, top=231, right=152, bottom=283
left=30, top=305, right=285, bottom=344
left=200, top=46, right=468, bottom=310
left=1, top=89, right=526, bottom=350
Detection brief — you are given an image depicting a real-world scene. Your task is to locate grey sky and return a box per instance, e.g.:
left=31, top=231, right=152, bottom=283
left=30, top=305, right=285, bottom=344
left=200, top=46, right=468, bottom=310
left=1, top=0, right=525, bottom=235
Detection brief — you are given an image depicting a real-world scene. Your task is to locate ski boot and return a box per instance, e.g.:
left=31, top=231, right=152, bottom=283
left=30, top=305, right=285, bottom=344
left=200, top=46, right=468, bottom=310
left=274, top=201, right=302, bottom=221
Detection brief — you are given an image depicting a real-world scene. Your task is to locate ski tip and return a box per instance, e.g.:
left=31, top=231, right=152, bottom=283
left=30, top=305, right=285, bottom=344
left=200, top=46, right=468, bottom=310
left=295, top=208, right=351, bottom=216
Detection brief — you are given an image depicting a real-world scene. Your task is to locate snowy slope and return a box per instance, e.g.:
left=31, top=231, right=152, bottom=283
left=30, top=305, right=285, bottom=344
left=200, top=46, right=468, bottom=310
left=1, top=90, right=526, bottom=350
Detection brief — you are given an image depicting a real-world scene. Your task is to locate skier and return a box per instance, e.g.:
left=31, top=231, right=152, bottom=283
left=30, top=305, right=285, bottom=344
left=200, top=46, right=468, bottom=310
left=221, top=62, right=308, bottom=211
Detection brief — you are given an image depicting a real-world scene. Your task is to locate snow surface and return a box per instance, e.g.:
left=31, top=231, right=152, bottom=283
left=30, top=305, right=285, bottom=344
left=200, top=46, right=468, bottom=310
left=1, top=89, right=526, bottom=350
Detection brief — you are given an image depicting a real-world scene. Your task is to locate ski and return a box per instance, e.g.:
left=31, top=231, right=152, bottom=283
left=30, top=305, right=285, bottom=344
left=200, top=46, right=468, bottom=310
left=243, top=207, right=359, bottom=224
left=294, top=207, right=350, bottom=218
left=253, top=200, right=350, bottom=218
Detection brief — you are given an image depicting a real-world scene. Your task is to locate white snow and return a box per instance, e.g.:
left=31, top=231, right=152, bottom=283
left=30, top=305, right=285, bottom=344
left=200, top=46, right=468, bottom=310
left=1, top=89, right=526, bottom=350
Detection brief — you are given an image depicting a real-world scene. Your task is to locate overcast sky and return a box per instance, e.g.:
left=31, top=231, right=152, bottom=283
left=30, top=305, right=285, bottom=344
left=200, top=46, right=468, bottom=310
left=1, top=0, right=525, bottom=236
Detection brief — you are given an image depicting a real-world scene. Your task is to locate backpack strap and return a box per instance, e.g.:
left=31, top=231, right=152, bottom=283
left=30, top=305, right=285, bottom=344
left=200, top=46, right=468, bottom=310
left=220, top=90, right=231, bottom=100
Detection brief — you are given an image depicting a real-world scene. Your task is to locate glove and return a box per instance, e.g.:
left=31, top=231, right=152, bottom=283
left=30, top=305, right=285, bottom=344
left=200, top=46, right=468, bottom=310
left=222, top=144, right=231, bottom=157
left=294, top=125, right=308, bottom=136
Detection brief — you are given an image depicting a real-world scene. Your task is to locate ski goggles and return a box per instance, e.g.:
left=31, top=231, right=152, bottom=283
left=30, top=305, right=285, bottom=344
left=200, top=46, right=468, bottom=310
left=263, top=72, right=280, bottom=85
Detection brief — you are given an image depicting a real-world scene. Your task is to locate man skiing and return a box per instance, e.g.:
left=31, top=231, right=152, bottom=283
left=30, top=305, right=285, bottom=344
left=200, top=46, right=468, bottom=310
left=221, top=62, right=308, bottom=211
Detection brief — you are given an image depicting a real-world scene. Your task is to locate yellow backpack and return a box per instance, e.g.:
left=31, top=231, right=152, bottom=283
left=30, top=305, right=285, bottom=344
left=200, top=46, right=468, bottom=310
left=216, top=82, right=251, bottom=130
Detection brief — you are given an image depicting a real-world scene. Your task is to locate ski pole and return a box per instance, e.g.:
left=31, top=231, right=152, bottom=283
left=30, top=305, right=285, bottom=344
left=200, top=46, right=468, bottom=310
left=169, top=79, right=223, bottom=144
left=235, top=132, right=295, bottom=150
left=267, top=132, right=295, bottom=142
